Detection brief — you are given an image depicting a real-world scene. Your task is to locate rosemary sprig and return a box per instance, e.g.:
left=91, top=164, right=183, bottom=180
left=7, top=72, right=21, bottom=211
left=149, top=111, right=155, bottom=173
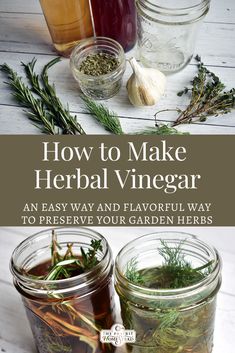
left=173, top=55, right=235, bottom=125
left=22, top=58, right=86, bottom=135
left=29, top=231, right=103, bottom=281
left=0, top=63, right=57, bottom=134
left=82, top=96, right=124, bottom=134
left=1, top=59, right=86, bottom=135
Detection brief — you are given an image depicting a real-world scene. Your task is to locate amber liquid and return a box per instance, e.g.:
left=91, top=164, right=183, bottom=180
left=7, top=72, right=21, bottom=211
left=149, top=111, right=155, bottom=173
left=20, top=261, right=115, bottom=353
left=39, top=0, right=94, bottom=56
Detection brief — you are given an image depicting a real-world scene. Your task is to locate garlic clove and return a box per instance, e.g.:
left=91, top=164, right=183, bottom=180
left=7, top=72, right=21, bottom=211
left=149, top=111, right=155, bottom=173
left=126, top=57, right=166, bottom=107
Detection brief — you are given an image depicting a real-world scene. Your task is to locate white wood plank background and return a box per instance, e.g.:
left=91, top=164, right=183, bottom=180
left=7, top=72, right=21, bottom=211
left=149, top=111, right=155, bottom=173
left=0, top=227, right=235, bottom=353
left=0, top=0, right=235, bottom=134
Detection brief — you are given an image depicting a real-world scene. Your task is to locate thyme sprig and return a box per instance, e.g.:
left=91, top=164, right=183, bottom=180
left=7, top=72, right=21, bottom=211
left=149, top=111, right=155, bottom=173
left=173, top=55, right=235, bottom=125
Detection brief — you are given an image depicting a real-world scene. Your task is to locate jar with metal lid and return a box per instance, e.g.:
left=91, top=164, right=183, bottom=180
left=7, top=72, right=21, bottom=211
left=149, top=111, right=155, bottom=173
left=115, top=231, right=222, bottom=353
left=10, top=227, right=115, bottom=353
left=136, top=0, right=211, bottom=73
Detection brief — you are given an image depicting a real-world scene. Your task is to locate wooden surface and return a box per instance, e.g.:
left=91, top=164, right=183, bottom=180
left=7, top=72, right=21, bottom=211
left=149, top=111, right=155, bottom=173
left=0, top=227, right=235, bottom=353
left=0, top=0, right=235, bottom=134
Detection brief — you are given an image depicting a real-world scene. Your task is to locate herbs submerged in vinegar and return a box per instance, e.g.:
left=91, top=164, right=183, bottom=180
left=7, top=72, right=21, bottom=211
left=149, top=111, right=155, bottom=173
left=120, top=240, right=216, bottom=353
left=20, top=230, right=115, bottom=353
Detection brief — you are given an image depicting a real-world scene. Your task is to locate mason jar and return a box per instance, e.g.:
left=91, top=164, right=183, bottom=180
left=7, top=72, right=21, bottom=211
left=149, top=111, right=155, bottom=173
left=115, top=232, right=222, bottom=353
left=70, top=37, right=126, bottom=100
left=10, top=227, right=115, bottom=353
left=136, top=0, right=211, bottom=73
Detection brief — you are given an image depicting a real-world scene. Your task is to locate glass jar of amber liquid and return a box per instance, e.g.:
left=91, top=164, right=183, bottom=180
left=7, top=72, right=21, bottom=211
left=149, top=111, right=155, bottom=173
left=39, top=0, right=94, bottom=56
left=115, top=232, right=222, bottom=353
left=11, top=227, right=115, bottom=353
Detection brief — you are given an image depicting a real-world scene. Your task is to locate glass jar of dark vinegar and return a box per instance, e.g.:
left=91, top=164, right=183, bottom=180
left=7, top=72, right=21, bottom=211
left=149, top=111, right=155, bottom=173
left=11, top=227, right=115, bottom=353
left=91, top=0, right=137, bottom=52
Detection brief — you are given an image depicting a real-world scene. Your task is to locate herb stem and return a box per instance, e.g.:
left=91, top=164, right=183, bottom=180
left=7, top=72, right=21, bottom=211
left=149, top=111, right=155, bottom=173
left=23, top=58, right=86, bottom=135
left=82, top=96, right=124, bottom=135
left=0, top=63, right=57, bottom=134
left=172, top=56, right=235, bottom=126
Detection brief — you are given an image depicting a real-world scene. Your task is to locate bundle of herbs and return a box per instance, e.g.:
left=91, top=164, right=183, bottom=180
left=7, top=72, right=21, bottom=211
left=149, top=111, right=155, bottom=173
left=156, top=55, right=235, bottom=127
left=21, top=230, right=114, bottom=353
left=1, top=55, right=234, bottom=134
left=0, top=58, right=186, bottom=135
left=119, top=240, right=216, bottom=353
left=0, top=58, right=85, bottom=135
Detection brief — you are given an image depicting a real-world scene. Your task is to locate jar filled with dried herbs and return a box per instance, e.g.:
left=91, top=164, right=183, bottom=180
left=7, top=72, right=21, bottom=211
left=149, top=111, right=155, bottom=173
left=115, top=232, right=222, bottom=353
left=10, top=228, right=115, bottom=353
left=70, top=37, right=126, bottom=100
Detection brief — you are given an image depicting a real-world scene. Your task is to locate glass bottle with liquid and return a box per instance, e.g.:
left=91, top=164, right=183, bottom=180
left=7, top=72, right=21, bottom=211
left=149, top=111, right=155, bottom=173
left=91, top=0, right=137, bottom=52
left=39, top=0, right=94, bottom=57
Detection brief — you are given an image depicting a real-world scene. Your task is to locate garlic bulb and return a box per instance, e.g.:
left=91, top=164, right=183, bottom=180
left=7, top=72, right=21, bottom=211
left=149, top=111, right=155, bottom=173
left=127, top=57, right=166, bottom=107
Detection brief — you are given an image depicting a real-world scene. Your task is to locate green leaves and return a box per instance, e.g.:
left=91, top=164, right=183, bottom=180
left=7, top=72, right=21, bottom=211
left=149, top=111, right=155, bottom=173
left=173, top=55, right=235, bottom=126
left=81, top=239, right=103, bottom=270
left=0, top=63, right=57, bottom=134
left=1, top=58, right=85, bottom=135
left=135, top=125, right=189, bottom=135
left=30, top=231, right=102, bottom=281
left=82, top=96, right=124, bottom=135
left=125, top=239, right=213, bottom=289
left=45, top=259, right=82, bottom=280
left=126, top=258, right=144, bottom=284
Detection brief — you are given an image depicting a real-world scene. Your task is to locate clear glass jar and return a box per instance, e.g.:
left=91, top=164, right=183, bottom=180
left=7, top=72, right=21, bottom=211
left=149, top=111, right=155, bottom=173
left=136, top=0, right=211, bottom=73
left=10, top=227, right=115, bottom=353
left=39, top=0, right=94, bottom=57
left=115, top=231, right=222, bottom=353
left=70, top=37, right=126, bottom=100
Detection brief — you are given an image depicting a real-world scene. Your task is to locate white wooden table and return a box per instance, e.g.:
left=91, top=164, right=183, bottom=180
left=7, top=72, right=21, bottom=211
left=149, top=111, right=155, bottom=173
left=0, top=227, right=235, bottom=353
left=0, top=0, right=235, bottom=134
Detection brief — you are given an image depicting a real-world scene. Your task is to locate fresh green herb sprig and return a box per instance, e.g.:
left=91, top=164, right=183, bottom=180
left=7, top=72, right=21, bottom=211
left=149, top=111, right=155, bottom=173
left=125, top=258, right=144, bottom=285
left=82, top=97, right=189, bottom=135
left=22, top=58, right=85, bottom=135
left=0, top=59, right=85, bottom=135
left=174, top=55, right=235, bottom=125
left=82, top=96, right=124, bottom=134
left=136, top=125, right=189, bottom=135
left=81, top=239, right=103, bottom=270
left=31, top=230, right=103, bottom=281
left=0, top=63, right=57, bottom=134
left=126, top=239, right=213, bottom=289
